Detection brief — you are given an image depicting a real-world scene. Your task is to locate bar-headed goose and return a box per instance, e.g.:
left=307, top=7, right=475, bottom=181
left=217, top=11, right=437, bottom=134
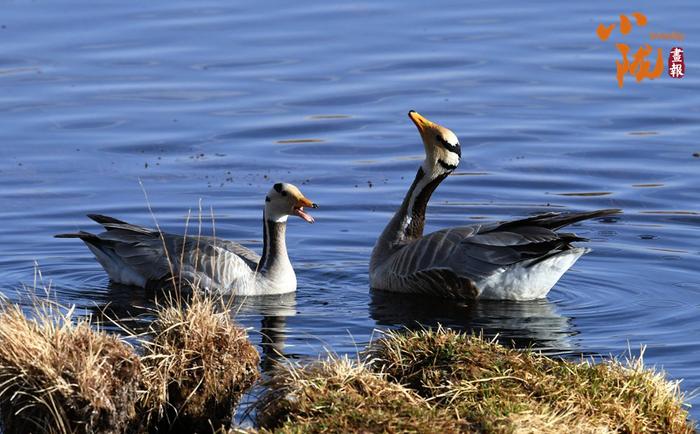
left=370, top=111, right=619, bottom=300
left=56, top=183, right=317, bottom=295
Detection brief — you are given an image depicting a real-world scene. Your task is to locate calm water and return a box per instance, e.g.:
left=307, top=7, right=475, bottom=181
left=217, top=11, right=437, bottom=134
left=1, top=0, right=699, bottom=423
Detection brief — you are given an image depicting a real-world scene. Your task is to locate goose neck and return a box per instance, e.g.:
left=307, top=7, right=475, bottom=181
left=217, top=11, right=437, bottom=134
left=258, top=213, right=291, bottom=277
left=373, top=166, right=448, bottom=258
left=396, top=167, right=447, bottom=240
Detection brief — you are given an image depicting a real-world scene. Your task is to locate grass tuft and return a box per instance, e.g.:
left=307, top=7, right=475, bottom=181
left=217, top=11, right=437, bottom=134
left=369, top=327, right=694, bottom=433
left=140, top=291, right=260, bottom=432
left=0, top=300, right=142, bottom=434
left=256, top=355, right=472, bottom=433
left=257, top=327, right=695, bottom=434
left=0, top=291, right=259, bottom=434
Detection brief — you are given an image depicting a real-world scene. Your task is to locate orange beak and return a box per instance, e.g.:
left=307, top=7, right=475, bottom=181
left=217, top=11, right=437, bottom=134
left=297, top=197, right=317, bottom=209
left=408, top=110, right=433, bottom=133
left=293, top=196, right=318, bottom=224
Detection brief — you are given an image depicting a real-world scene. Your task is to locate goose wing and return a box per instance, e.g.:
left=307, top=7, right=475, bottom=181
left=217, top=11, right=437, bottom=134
left=57, top=214, right=260, bottom=288
left=381, top=209, right=619, bottom=295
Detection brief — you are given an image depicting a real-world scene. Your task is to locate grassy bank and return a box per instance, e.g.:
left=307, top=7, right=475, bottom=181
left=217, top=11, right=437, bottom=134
left=0, top=293, right=259, bottom=434
left=257, top=327, right=695, bottom=434
left=0, top=294, right=694, bottom=433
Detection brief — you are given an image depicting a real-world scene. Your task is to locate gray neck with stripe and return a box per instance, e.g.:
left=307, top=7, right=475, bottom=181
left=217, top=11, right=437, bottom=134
left=371, top=166, right=448, bottom=267
left=258, top=213, right=292, bottom=278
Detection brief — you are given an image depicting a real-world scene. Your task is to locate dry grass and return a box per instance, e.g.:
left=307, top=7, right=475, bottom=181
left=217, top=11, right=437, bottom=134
left=140, top=291, right=260, bottom=432
left=256, top=355, right=473, bottom=433
left=257, top=327, right=695, bottom=434
left=0, top=291, right=259, bottom=434
left=1, top=297, right=693, bottom=434
left=370, top=327, right=695, bottom=434
left=0, top=300, right=142, bottom=434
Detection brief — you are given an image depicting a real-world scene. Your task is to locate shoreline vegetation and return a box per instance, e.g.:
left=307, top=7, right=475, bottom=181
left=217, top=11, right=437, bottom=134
left=0, top=291, right=259, bottom=433
left=0, top=294, right=694, bottom=433
left=256, top=328, right=695, bottom=433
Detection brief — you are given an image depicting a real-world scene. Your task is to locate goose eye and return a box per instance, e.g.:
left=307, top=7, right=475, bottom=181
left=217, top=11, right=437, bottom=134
left=281, top=191, right=288, bottom=197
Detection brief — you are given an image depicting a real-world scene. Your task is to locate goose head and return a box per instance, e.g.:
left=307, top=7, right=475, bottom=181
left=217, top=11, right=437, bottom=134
left=265, top=182, right=318, bottom=223
left=408, top=110, right=461, bottom=177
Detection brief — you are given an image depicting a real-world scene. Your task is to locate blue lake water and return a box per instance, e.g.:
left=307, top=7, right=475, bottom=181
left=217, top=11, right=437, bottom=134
left=1, top=0, right=699, bottom=424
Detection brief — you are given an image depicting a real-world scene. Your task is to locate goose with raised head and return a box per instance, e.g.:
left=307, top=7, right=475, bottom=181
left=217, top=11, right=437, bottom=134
left=369, top=111, right=619, bottom=300
left=56, top=183, right=318, bottom=295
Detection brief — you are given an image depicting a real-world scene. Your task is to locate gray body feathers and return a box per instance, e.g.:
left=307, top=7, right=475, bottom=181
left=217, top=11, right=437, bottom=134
left=56, top=214, right=292, bottom=295
left=370, top=209, right=619, bottom=300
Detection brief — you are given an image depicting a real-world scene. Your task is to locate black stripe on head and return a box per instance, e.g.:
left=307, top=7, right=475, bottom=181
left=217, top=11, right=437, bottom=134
left=273, top=183, right=283, bottom=193
left=436, top=135, right=461, bottom=157
left=438, top=159, right=458, bottom=171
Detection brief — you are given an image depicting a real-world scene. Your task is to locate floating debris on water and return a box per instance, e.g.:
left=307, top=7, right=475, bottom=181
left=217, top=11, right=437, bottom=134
left=276, top=139, right=325, bottom=144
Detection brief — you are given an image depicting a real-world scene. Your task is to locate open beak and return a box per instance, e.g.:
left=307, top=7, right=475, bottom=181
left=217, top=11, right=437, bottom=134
left=293, top=197, right=318, bottom=224
left=408, top=110, right=433, bottom=133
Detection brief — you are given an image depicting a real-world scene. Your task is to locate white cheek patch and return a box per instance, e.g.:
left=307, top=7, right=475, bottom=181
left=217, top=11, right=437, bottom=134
left=441, top=152, right=460, bottom=168
left=270, top=214, right=289, bottom=223
left=425, top=152, right=460, bottom=177
left=265, top=205, right=289, bottom=223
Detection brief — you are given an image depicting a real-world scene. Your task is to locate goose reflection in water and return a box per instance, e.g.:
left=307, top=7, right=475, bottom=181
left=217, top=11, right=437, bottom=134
left=89, top=282, right=159, bottom=334
left=369, top=289, right=576, bottom=354
left=228, top=292, right=297, bottom=371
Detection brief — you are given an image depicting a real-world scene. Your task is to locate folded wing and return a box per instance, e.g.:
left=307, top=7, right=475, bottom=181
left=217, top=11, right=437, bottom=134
left=381, top=209, right=619, bottom=296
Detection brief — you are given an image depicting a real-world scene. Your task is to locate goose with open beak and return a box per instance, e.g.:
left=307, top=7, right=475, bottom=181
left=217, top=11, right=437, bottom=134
left=369, top=111, right=620, bottom=300
left=56, top=182, right=318, bottom=295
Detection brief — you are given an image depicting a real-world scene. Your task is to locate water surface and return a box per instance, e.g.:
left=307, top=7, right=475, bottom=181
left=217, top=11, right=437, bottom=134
left=1, top=0, right=699, bottom=423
